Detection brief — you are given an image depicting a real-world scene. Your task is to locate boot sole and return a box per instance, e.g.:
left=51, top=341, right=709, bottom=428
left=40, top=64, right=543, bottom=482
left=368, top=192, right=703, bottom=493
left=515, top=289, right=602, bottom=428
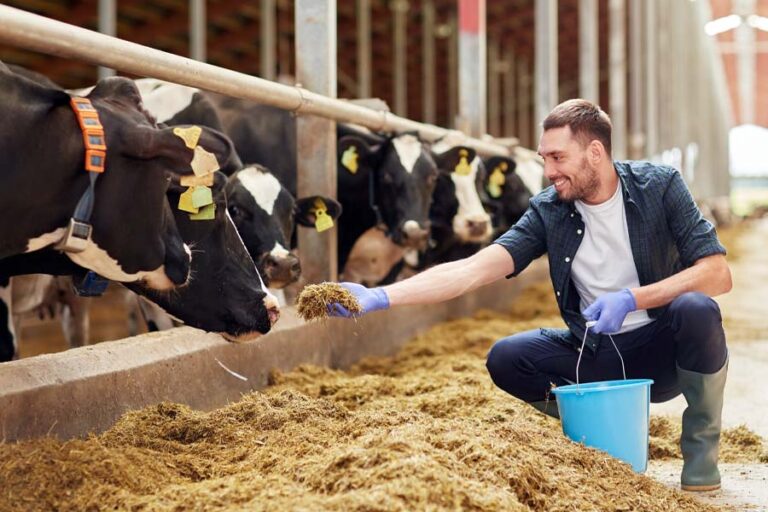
left=681, top=483, right=721, bottom=492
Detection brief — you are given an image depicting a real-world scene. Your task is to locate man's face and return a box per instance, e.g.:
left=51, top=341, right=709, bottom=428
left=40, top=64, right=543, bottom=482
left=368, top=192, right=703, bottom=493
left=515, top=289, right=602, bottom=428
left=538, top=126, right=599, bottom=202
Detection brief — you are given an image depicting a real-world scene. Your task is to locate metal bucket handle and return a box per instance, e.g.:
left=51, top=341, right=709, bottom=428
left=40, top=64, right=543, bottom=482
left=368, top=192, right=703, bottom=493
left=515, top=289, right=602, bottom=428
left=576, top=320, right=627, bottom=392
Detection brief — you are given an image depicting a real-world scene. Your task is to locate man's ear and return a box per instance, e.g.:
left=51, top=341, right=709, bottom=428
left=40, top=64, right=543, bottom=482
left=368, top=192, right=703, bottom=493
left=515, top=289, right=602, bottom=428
left=588, top=140, right=604, bottom=165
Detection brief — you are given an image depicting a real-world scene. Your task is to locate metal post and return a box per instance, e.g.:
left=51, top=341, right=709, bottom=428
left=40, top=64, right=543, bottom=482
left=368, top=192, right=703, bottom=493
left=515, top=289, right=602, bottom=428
left=448, top=14, right=458, bottom=127
left=519, top=58, right=531, bottom=147
left=488, top=37, right=500, bottom=136
left=189, top=0, right=206, bottom=62
left=422, top=0, right=436, bottom=123
left=628, top=0, right=643, bottom=159
left=644, top=0, right=658, bottom=158
left=98, top=0, right=116, bottom=78
left=535, top=0, right=557, bottom=141
left=608, top=0, right=627, bottom=159
left=502, top=43, right=516, bottom=137
left=295, top=0, right=338, bottom=284
left=356, top=0, right=371, bottom=98
left=579, top=0, right=599, bottom=103
left=261, top=0, right=276, bottom=81
left=458, top=0, right=486, bottom=137
left=735, top=0, right=756, bottom=125
left=393, top=0, right=409, bottom=116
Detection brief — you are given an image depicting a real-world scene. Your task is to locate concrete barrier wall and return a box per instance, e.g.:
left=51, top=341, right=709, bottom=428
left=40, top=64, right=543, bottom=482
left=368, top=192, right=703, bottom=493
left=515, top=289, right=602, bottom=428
left=0, top=262, right=548, bottom=441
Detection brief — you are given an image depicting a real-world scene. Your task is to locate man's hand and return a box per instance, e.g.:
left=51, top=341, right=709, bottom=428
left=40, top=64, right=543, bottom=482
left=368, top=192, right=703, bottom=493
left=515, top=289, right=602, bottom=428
left=328, top=283, right=390, bottom=318
left=583, top=288, right=637, bottom=334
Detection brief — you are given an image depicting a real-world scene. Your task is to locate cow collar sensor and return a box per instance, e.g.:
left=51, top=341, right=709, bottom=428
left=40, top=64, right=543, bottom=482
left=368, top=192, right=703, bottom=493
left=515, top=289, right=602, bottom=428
left=54, top=96, right=109, bottom=295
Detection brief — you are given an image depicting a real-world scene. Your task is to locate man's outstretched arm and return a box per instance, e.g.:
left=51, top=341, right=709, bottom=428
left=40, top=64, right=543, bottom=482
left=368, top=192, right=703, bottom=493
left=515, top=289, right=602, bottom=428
left=383, top=244, right=516, bottom=307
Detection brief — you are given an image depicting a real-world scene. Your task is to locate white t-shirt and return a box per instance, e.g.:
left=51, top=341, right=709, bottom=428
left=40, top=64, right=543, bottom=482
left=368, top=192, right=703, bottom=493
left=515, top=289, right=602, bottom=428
left=572, top=183, right=654, bottom=334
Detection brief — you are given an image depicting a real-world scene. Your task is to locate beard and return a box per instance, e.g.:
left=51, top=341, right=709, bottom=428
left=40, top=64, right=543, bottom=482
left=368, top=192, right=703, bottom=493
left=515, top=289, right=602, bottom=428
left=556, top=157, right=600, bottom=202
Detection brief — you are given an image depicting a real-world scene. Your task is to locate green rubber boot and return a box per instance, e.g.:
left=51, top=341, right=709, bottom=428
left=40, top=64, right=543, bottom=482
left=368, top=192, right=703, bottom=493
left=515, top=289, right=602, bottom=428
left=529, top=399, right=560, bottom=419
left=678, top=358, right=728, bottom=491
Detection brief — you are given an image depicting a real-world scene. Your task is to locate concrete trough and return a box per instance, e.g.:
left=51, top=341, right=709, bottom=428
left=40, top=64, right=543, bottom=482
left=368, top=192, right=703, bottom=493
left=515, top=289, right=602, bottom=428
left=0, top=262, right=547, bottom=442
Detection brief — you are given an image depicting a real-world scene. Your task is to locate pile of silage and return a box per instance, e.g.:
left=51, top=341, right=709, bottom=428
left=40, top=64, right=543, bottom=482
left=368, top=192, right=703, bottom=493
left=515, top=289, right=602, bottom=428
left=0, top=281, right=735, bottom=512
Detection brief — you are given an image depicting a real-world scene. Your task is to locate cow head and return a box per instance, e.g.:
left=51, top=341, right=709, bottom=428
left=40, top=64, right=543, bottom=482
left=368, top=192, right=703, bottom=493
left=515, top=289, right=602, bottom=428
left=431, top=144, right=493, bottom=244
left=337, top=132, right=436, bottom=251
left=482, top=156, right=532, bottom=234
left=226, top=164, right=341, bottom=288
left=130, top=171, right=280, bottom=340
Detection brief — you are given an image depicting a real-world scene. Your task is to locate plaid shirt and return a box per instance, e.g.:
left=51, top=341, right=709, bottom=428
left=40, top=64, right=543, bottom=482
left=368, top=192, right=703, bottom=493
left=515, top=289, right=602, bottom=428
left=494, top=161, right=727, bottom=352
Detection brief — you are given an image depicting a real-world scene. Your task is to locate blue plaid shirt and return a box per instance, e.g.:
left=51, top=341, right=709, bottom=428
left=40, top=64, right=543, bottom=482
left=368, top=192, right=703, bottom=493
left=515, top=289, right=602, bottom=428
left=494, top=161, right=726, bottom=352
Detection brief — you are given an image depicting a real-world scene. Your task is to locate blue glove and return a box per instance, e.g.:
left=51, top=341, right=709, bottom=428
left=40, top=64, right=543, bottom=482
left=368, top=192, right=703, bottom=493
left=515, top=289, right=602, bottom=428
left=327, top=282, right=390, bottom=318
left=582, top=288, right=637, bottom=334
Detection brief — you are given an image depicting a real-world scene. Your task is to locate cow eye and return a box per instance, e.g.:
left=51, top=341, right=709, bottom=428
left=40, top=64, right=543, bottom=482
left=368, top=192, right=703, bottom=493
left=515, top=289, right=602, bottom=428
left=229, top=205, right=241, bottom=217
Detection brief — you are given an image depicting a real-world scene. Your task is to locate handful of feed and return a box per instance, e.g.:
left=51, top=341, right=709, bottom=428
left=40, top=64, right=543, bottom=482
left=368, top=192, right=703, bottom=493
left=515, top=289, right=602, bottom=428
left=296, top=282, right=362, bottom=321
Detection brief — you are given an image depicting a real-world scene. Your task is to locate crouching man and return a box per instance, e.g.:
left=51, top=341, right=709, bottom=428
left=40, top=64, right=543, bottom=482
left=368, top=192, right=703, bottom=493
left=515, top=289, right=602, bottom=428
left=327, top=99, right=731, bottom=491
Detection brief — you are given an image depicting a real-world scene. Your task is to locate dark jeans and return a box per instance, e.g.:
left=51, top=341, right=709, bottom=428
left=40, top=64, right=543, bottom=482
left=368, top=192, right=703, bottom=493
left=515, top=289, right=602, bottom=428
left=486, top=292, right=728, bottom=404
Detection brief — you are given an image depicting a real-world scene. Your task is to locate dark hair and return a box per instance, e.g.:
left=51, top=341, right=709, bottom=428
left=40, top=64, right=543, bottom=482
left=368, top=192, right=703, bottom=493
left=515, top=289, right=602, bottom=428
left=542, top=99, right=612, bottom=156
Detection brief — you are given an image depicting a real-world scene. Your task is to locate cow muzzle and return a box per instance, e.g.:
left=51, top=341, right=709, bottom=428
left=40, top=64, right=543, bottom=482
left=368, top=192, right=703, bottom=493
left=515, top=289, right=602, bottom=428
left=401, top=220, right=430, bottom=250
left=454, top=214, right=493, bottom=243
left=263, top=253, right=301, bottom=288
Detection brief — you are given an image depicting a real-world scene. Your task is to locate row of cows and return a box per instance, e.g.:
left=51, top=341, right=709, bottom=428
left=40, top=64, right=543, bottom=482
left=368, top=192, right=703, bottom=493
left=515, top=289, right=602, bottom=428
left=0, top=63, right=543, bottom=361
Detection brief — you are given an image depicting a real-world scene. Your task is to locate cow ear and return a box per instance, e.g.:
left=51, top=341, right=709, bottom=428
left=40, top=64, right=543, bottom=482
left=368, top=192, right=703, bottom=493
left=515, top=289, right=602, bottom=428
left=484, top=156, right=517, bottom=176
left=120, top=124, right=241, bottom=177
left=431, top=146, right=477, bottom=174
left=294, top=196, right=343, bottom=228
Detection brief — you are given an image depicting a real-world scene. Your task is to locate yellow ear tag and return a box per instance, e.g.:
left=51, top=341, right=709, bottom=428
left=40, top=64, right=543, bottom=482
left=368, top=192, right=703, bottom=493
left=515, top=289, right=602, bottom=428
left=454, top=149, right=472, bottom=176
left=487, top=165, right=507, bottom=199
left=190, top=146, right=220, bottom=176
left=173, top=126, right=202, bottom=149
left=189, top=202, right=216, bottom=221
left=180, top=173, right=215, bottom=187
left=191, top=186, right=213, bottom=208
left=313, top=199, right=334, bottom=232
left=341, top=146, right=359, bottom=174
left=178, top=187, right=199, bottom=214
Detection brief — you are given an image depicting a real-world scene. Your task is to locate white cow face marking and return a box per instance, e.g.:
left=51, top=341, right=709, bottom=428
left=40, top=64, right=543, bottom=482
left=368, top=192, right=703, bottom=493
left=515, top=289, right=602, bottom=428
left=451, top=156, right=492, bottom=243
left=392, top=135, right=423, bottom=174
left=134, top=78, right=199, bottom=124
left=237, top=166, right=283, bottom=215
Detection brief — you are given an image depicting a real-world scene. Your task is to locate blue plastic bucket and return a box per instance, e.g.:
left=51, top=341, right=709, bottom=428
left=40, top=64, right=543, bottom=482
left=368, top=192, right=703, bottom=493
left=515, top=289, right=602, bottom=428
left=551, top=378, right=654, bottom=473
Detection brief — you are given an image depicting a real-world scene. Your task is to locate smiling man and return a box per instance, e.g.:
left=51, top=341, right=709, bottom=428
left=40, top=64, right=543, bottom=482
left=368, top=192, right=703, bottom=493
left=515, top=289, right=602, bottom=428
left=327, top=99, right=732, bottom=491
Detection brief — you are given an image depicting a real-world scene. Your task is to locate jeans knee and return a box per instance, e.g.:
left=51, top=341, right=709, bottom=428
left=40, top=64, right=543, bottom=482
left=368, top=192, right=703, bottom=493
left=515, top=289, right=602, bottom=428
left=486, top=338, right=530, bottom=396
left=670, top=292, right=721, bottom=326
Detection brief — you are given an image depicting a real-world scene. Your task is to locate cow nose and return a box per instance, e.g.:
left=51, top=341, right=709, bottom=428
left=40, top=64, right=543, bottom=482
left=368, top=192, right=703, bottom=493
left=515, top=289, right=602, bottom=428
left=401, top=220, right=429, bottom=250
left=467, top=218, right=490, bottom=238
left=264, top=293, right=280, bottom=326
left=264, top=254, right=302, bottom=284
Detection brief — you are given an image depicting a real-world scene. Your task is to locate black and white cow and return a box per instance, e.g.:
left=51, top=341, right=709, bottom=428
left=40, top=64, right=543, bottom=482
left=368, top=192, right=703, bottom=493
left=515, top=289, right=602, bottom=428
left=135, top=79, right=342, bottom=288
left=0, top=170, right=280, bottom=360
left=0, top=65, right=237, bottom=290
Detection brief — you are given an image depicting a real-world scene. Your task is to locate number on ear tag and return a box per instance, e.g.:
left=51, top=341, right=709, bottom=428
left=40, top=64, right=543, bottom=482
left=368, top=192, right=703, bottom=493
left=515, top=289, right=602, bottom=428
left=189, top=202, right=216, bottom=220
left=190, top=146, right=220, bottom=176
left=178, top=187, right=199, bottom=214
left=191, top=186, right=213, bottom=208
left=341, top=146, right=359, bottom=174
left=454, top=149, right=472, bottom=176
left=173, top=126, right=202, bottom=149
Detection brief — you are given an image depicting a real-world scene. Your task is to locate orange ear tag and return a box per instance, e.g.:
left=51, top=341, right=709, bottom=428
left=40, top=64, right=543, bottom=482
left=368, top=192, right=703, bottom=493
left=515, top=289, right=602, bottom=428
left=454, top=149, right=472, bottom=176
left=189, top=203, right=216, bottom=221
left=180, top=173, right=215, bottom=187
left=178, top=187, right=199, bottom=214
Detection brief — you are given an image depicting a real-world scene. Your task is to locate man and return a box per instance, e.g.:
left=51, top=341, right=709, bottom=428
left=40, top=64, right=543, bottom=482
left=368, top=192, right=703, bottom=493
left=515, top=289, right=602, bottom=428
left=327, top=99, right=731, bottom=492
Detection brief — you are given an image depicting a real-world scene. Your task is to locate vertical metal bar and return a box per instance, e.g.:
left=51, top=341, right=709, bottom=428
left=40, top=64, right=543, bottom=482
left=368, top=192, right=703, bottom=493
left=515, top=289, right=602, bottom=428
left=447, top=14, right=458, bottom=127
left=535, top=0, right=557, bottom=141
left=295, top=0, right=338, bottom=284
left=519, top=57, right=531, bottom=148
left=189, top=0, right=206, bottom=62
left=628, top=0, right=643, bottom=159
left=261, top=0, right=276, bottom=81
left=422, top=0, right=436, bottom=123
left=393, top=0, right=408, bottom=116
left=458, top=0, right=487, bottom=136
left=644, top=0, right=658, bottom=158
left=579, top=0, right=599, bottom=103
left=97, top=0, right=116, bottom=78
left=502, top=43, right=516, bottom=137
left=357, top=0, right=371, bottom=98
left=608, top=0, right=627, bottom=159
left=488, top=37, right=500, bottom=136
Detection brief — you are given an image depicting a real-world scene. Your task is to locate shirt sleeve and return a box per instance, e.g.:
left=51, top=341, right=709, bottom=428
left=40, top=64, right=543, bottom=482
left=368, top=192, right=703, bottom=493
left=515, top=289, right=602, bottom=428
left=663, top=169, right=726, bottom=267
left=492, top=205, right=547, bottom=277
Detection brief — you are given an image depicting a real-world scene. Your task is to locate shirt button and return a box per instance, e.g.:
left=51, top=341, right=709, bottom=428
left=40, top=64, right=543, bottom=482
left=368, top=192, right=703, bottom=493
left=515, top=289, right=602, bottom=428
left=570, top=213, right=575, bottom=218
left=577, top=229, right=583, bottom=235
left=556, top=291, right=561, bottom=297
left=565, top=257, right=571, bottom=263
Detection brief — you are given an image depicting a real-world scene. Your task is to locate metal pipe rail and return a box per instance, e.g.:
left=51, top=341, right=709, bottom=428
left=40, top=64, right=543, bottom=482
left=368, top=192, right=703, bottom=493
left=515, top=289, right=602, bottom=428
left=0, top=5, right=515, bottom=157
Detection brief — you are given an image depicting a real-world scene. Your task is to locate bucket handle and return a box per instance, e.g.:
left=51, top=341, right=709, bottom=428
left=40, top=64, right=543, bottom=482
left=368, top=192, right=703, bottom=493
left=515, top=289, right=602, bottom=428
left=575, top=320, right=627, bottom=391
